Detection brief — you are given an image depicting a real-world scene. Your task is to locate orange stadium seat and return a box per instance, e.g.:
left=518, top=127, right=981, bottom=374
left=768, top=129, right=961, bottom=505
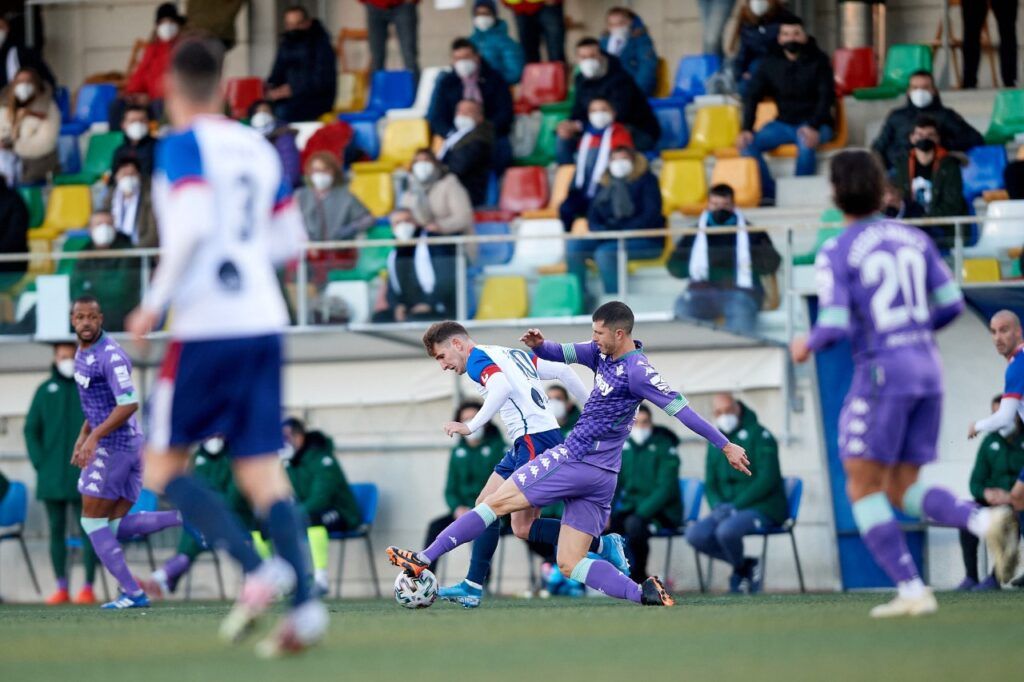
left=710, top=157, right=761, bottom=208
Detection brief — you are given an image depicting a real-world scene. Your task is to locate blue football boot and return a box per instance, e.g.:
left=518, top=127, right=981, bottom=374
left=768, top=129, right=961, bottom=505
left=596, top=533, right=631, bottom=575
left=101, top=591, right=150, bottom=609
left=438, top=580, right=483, bottom=608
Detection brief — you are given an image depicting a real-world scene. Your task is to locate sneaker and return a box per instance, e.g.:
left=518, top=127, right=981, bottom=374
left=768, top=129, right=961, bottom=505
left=219, top=557, right=296, bottom=644
left=438, top=580, right=482, bottom=608
left=101, top=591, right=150, bottom=609
left=597, top=534, right=631, bottom=575
left=73, top=586, right=96, bottom=605
left=728, top=571, right=744, bottom=594
left=640, top=576, right=675, bottom=606
left=745, top=559, right=763, bottom=595
left=385, top=546, right=428, bottom=578
left=869, top=588, right=938, bottom=618
left=972, top=574, right=1000, bottom=591
left=544, top=565, right=566, bottom=594
left=955, top=577, right=978, bottom=591
left=255, top=600, right=329, bottom=659
left=45, top=588, right=70, bottom=605
left=311, top=580, right=330, bottom=600
left=984, top=506, right=1021, bottom=583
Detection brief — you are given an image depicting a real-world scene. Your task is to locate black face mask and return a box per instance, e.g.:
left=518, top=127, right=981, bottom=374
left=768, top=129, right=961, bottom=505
left=711, top=209, right=735, bottom=225
left=883, top=204, right=902, bottom=218
left=913, top=138, right=936, bottom=152
left=284, top=28, right=308, bottom=41
left=781, top=41, right=803, bottom=55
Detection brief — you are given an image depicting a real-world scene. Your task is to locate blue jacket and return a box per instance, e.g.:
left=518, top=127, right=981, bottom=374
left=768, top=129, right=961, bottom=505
left=427, top=59, right=514, bottom=137
left=587, top=160, right=666, bottom=233
left=470, top=18, right=525, bottom=86
left=599, top=16, right=658, bottom=96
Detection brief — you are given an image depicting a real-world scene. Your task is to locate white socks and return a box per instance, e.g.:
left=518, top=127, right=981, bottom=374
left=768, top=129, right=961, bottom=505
left=967, top=508, right=992, bottom=538
left=898, top=578, right=927, bottom=600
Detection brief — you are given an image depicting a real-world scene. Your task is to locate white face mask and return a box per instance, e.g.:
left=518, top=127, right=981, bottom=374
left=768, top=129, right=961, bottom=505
left=547, top=398, right=567, bottom=421
left=310, top=171, right=334, bottom=191
left=749, top=0, right=770, bottom=17
left=579, top=57, right=602, bottom=79
left=588, top=110, right=613, bottom=130
left=156, top=21, right=179, bottom=42
left=117, top=174, right=140, bottom=196
left=454, top=58, right=478, bottom=78
left=909, top=88, right=933, bottom=109
left=609, top=159, right=633, bottom=179
left=204, top=437, right=225, bottom=454
left=91, top=223, right=116, bottom=248
left=609, top=26, right=629, bottom=41
left=412, top=160, right=436, bottom=183
left=630, top=427, right=652, bottom=445
left=250, top=111, right=275, bottom=133
left=278, top=443, right=295, bottom=461
left=464, top=431, right=483, bottom=446
left=14, top=82, right=34, bottom=103
left=56, top=358, right=75, bottom=379
left=473, top=15, right=495, bottom=32
left=453, top=115, right=476, bottom=133
left=716, top=413, right=739, bottom=434
left=393, top=221, right=417, bottom=241
left=124, top=121, right=149, bottom=142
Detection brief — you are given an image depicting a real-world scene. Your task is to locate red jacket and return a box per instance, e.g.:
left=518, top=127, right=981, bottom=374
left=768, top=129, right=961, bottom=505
left=124, top=37, right=179, bottom=100
left=360, top=0, right=420, bottom=9
left=577, top=122, right=634, bottom=154
left=502, top=0, right=561, bottom=16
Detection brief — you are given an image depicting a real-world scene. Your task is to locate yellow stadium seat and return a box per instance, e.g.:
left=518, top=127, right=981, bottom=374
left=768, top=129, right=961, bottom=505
left=654, top=57, right=672, bottom=98
left=335, top=71, right=367, bottom=113
left=475, top=275, right=528, bottom=320
left=628, top=233, right=673, bottom=273
left=31, top=185, right=91, bottom=242
left=663, top=104, right=741, bottom=160
left=522, top=164, right=576, bottom=219
left=378, top=118, right=431, bottom=169
left=962, top=258, right=1001, bottom=283
left=349, top=169, right=394, bottom=217
left=27, top=238, right=53, bottom=275
left=710, top=157, right=762, bottom=208
left=659, top=158, right=707, bottom=216
left=769, top=98, right=849, bottom=157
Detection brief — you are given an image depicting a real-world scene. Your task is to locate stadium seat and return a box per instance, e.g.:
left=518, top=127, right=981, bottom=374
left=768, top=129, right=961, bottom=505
left=476, top=275, right=528, bottom=319
left=487, top=219, right=566, bottom=275
left=833, top=47, right=878, bottom=95
left=651, top=99, right=689, bottom=153
left=56, top=234, right=91, bottom=276
left=793, top=212, right=843, bottom=266
left=291, top=121, right=324, bottom=152
left=969, top=201, right=1024, bottom=258
left=748, top=476, right=806, bottom=592
left=484, top=171, right=500, bottom=206
left=365, top=70, right=416, bottom=114
left=330, top=483, right=382, bottom=598
left=64, top=83, right=118, bottom=134
left=671, top=54, right=721, bottom=102
left=32, top=185, right=92, bottom=241
left=225, top=77, right=264, bottom=119
left=659, top=158, right=707, bottom=215
left=386, top=66, right=445, bottom=120
left=300, top=121, right=355, bottom=169
left=654, top=57, right=672, bottom=98
left=961, top=145, right=1008, bottom=203
left=348, top=168, right=394, bottom=217
left=531, top=273, right=582, bottom=317
left=652, top=478, right=706, bottom=592
left=499, top=166, right=549, bottom=213
left=378, top=118, right=431, bottom=168
left=328, top=222, right=395, bottom=282
left=765, top=98, right=849, bottom=157
left=322, top=280, right=371, bottom=323
left=853, top=44, right=932, bottom=100
left=339, top=111, right=381, bottom=160
left=521, top=164, right=575, bottom=219
left=983, top=89, right=1024, bottom=144
left=17, top=186, right=45, bottom=228
left=54, top=86, right=71, bottom=121
left=711, top=157, right=761, bottom=208
left=58, top=133, right=82, bottom=174
left=962, top=258, right=1001, bottom=283
left=0, top=481, right=42, bottom=595
left=515, top=61, right=567, bottom=113
left=663, top=104, right=740, bottom=159
left=473, top=211, right=516, bottom=267
left=515, top=106, right=566, bottom=166
left=54, top=131, right=124, bottom=185
left=334, top=71, right=366, bottom=113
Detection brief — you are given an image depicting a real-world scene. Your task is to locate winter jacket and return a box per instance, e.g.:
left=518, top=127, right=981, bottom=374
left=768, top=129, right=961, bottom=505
left=399, top=171, right=475, bottom=237
left=891, top=148, right=968, bottom=250
left=470, top=18, right=525, bottom=86
left=190, top=443, right=254, bottom=526
left=69, top=233, right=141, bottom=331
left=268, top=126, right=302, bottom=188
left=284, top=431, right=362, bottom=529
left=617, top=426, right=682, bottom=528
left=0, top=81, right=60, bottom=183
left=732, top=10, right=798, bottom=80
left=501, top=0, right=559, bottom=16
left=102, top=182, right=159, bottom=248
left=742, top=38, right=834, bottom=131
left=0, top=182, right=28, bottom=276
left=361, top=0, right=420, bottom=9
left=297, top=184, right=375, bottom=242
left=385, top=229, right=457, bottom=315
left=112, top=135, right=157, bottom=177
left=428, top=59, right=514, bottom=137
left=969, top=431, right=1024, bottom=502
left=439, top=120, right=495, bottom=206
left=124, top=36, right=178, bottom=100
left=267, top=20, right=337, bottom=123
left=587, top=154, right=665, bottom=233
left=0, top=39, right=56, bottom=92
left=24, top=366, right=86, bottom=501
left=444, top=431, right=507, bottom=511
left=569, top=53, right=660, bottom=149
left=871, top=93, right=985, bottom=170
left=704, top=402, right=787, bottom=524
left=599, top=15, right=658, bottom=96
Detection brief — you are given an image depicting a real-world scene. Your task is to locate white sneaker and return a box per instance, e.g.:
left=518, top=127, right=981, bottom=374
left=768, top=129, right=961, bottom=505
left=869, top=587, right=938, bottom=618
left=984, top=506, right=1021, bottom=583
left=255, top=600, right=329, bottom=658
left=219, top=558, right=296, bottom=644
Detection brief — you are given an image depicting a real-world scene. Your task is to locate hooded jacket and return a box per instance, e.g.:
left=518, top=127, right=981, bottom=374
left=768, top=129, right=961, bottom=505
left=470, top=17, right=525, bottom=86
left=570, top=53, right=660, bottom=146
left=124, top=34, right=179, bottom=100
left=617, top=425, right=682, bottom=527
left=741, top=37, right=834, bottom=131
left=599, top=15, right=658, bottom=96
left=969, top=429, right=1024, bottom=502
left=440, top=120, right=495, bottom=206
left=267, top=19, right=338, bottom=122
left=284, top=430, right=361, bottom=529
left=871, top=92, right=984, bottom=170
left=587, top=153, right=666, bottom=233
left=0, top=80, right=60, bottom=183
left=428, top=58, right=514, bottom=137
left=24, top=365, right=86, bottom=501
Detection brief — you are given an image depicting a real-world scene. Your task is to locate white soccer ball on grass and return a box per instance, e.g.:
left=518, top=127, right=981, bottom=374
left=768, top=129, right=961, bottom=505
left=394, top=569, right=438, bottom=609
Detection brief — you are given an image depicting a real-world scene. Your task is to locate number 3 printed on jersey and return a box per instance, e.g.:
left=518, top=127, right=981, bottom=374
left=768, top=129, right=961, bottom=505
left=862, top=247, right=929, bottom=331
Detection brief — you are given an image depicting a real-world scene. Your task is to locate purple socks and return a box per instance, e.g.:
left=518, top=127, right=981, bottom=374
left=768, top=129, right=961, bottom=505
left=162, top=553, right=192, bottom=591
left=911, top=485, right=976, bottom=529
left=861, top=519, right=920, bottom=584
left=116, top=511, right=182, bottom=541
left=422, top=504, right=495, bottom=563
left=572, top=558, right=642, bottom=603
left=87, top=524, right=142, bottom=596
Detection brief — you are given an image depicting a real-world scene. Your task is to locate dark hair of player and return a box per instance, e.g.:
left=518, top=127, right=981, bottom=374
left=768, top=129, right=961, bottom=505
left=73, top=294, right=100, bottom=309
left=709, top=183, right=735, bottom=200
left=992, top=394, right=1004, bottom=405
left=576, top=37, right=600, bottom=50
left=422, top=320, right=470, bottom=357
left=451, top=37, right=476, bottom=53
left=829, top=150, right=884, bottom=218
left=170, top=38, right=225, bottom=103
left=592, top=301, right=634, bottom=333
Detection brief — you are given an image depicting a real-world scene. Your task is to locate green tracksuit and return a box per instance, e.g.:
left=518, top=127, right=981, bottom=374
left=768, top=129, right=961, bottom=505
left=617, top=426, right=683, bottom=528
left=177, top=444, right=253, bottom=559
left=445, top=432, right=507, bottom=512
left=969, top=431, right=1024, bottom=502
left=284, top=431, right=361, bottom=531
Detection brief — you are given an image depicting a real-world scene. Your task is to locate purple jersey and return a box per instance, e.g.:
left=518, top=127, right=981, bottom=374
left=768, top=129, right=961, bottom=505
left=74, top=333, right=142, bottom=454
left=807, top=218, right=964, bottom=396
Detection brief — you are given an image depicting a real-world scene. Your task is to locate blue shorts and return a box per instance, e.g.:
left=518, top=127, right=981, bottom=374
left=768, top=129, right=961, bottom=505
left=149, top=335, right=284, bottom=458
left=493, top=428, right=563, bottom=480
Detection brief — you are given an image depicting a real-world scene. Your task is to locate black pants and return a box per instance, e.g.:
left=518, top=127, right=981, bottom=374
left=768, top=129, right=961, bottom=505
left=962, top=0, right=1018, bottom=88
left=514, top=5, right=566, bottom=63
left=609, top=511, right=652, bottom=583
left=365, top=3, right=419, bottom=79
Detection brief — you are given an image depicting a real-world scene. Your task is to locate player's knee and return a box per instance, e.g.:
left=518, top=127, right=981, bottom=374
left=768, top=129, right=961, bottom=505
left=511, top=516, right=532, bottom=540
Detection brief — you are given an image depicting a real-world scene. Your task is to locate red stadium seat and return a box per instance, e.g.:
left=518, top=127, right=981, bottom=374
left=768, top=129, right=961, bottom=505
left=300, top=121, right=355, bottom=169
left=833, top=47, right=878, bottom=96
left=225, top=77, right=265, bottom=119
left=499, top=166, right=550, bottom=213
left=515, top=62, right=567, bottom=113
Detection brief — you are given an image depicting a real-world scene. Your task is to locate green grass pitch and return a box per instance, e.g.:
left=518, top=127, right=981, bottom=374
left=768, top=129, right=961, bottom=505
left=2, top=592, right=1022, bottom=681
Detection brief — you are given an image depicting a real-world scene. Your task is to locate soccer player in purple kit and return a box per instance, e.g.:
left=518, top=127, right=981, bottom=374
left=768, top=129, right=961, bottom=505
left=70, top=295, right=182, bottom=609
left=387, top=302, right=750, bottom=605
left=791, top=150, right=1020, bottom=617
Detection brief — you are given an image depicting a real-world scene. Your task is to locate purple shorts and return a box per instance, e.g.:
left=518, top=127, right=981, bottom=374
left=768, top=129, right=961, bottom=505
left=77, top=441, right=143, bottom=503
left=511, top=444, right=617, bottom=538
left=839, top=393, right=941, bottom=466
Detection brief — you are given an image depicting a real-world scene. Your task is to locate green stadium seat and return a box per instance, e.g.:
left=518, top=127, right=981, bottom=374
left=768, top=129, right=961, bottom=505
left=793, top=208, right=844, bottom=265
left=17, top=186, right=44, bottom=228
left=983, top=89, right=1024, bottom=144
left=516, top=107, right=566, bottom=166
left=531, top=274, right=583, bottom=317
left=327, top=223, right=394, bottom=282
left=56, top=234, right=91, bottom=276
left=54, top=131, right=125, bottom=185
left=853, top=44, right=931, bottom=100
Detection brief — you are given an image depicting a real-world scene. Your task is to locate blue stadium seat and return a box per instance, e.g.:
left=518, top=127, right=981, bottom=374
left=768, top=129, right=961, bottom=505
left=54, top=86, right=71, bottom=121
left=329, top=483, right=382, bottom=598
left=650, top=99, right=689, bottom=154
left=0, top=481, right=42, bottom=595
left=961, top=145, right=1008, bottom=203
left=672, top=54, right=721, bottom=102
left=472, top=211, right=515, bottom=267
left=339, top=111, right=381, bottom=160
left=366, top=70, right=416, bottom=114
left=57, top=133, right=82, bottom=174
left=64, top=83, right=118, bottom=135
left=484, top=171, right=500, bottom=207
left=651, top=478, right=706, bottom=591
left=747, top=476, right=805, bottom=593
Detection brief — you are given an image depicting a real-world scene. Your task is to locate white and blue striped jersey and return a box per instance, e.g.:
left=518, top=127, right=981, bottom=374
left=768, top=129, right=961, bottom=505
left=466, top=344, right=561, bottom=441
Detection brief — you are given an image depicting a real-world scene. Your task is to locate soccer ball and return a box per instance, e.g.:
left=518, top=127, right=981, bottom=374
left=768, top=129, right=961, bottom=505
left=394, top=569, right=438, bottom=609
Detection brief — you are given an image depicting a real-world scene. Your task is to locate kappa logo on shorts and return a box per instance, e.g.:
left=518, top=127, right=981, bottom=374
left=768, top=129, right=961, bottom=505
left=85, top=482, right=100, bottom=493
left=847, top=438, right=866, bottom=454
left=550, top=449, right=563, bottom=461
left=518, top=473, right=527, bottom=485
left=847, top=419, right=867, bottom=435
left=540, top=457, right=550, bottom=469
left=850, top=398, right=869, bottom=415
left=94, top=459, right=105, bottom=469
left=529, top=465, right=540, bottom=477
left=96, top=448, right=108, bottom=458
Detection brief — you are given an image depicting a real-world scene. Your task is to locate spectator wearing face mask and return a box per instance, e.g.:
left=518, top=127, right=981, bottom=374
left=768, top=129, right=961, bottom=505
left=669, top=184, right=781, bottom=336
left=546, top=384, right=580, bottom=437
left=0, top=15, right=56, bottom=93
left=558, top=98, right=634, bottom=233
left=112, top=2, right=184, bottom=127
left=612, top=404, right=682, bottom=583
left=266, top=5, right=337, bottom=123
left=599, top=7, right=658, bottom=96
left=111, top=105, right=156, bottom=177
left=686, top=393, right=787, bottom=594
left=567, top=145, right=664, bottom=303
left=557, top=37, right=659, bottom=163
left=374, top=208, right=457, bottom=323
left=731, top=0, right=798, bottom=97
left=0, top=66, right=59, bottom=185
left=892, top=115, right=968, bottom=251
left=400, top=148, right=474, bottom=243
left=428, top=37, right=514, bottom=173
left=469, top=0, right=524, bottom=86
left=438, top=100, right=495, bottom=207
left=69, top=211, right=141, bottom=331
left=248, top=99, right=301, bottom=189
left=103, top=158, right=157, bottom=248
left=871, top=70, right=983, bottom=171
left=0, top=175, right=28, bottom=292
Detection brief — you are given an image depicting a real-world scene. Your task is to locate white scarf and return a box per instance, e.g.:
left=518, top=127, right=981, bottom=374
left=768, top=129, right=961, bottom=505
left=6, top=48, right=19, bottom=84
left=574, top=126, right=613, bottom=198
left=439, top=125, right=472, bottom=160
left=689, top=210, right=753, bottom=289
left=112, top=189, right=140, bottom=244
left=387, top=234, right=436, bottom=296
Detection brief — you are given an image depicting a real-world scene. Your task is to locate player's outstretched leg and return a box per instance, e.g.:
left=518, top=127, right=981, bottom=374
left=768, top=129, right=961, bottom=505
left=82, top=516, right=150, bottom=609
left=438, top=520, right=500, bottom=608
left=115, top=510, right=182, bottom=541
left=558, top=527, right=673, bottom=607
left=143, top=553, right=192, bottom=598
left=527, top=517, right=631, bottom=575
left=389, top=502, right=499, bottom=577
